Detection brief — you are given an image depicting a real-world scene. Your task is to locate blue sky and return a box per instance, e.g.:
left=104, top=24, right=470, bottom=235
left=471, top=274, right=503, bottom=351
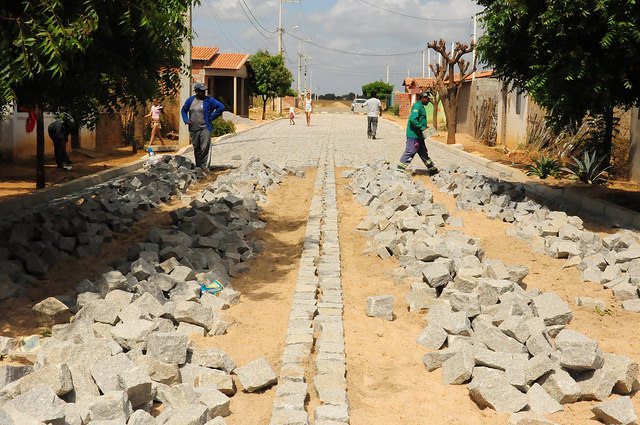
left=193, top=0, right=483, bottom=95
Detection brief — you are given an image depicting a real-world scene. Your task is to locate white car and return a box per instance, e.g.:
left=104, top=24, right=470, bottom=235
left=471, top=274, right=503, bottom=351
left=351, top=98, right=368, bottom=113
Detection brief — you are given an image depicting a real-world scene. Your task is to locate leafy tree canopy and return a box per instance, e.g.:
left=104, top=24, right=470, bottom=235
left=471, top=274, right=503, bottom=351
left=477, top=0, right=640, bottom=133
left=1, top=0, right=195, bottom=126
left=248, top=50, right=294, bottom=119
left=362, top=81, right=393, bottom=99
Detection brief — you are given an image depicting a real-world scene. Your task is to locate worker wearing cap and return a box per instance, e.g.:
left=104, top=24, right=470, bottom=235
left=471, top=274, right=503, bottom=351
left=397, top=91, right=438, bottom=175
left=181, top=82, right=226, bottom=168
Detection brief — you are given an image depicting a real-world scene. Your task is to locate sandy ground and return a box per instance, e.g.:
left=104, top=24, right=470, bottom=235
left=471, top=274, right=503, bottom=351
left=2, top=154, right=639, bottom=424
left=190, top=169, right=317, bottom=425
left=413, top=174, right=640, bottom=424
left=0, top=171, right=224, bottom=339
left=0, top=147, right=149, bottom=201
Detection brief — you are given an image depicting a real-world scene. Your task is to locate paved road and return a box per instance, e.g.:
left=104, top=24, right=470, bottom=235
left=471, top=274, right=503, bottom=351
left=208, top=114, right=466, bottom=171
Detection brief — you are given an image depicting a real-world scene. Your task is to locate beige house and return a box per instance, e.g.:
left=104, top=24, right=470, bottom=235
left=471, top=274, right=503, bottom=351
left=0, top=104, right=96, bottom=162
left=192, top=47, right=251, bottom=117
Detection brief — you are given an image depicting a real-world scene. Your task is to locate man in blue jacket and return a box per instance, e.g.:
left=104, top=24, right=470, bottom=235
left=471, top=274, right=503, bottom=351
left=181, top=82, right=225, bottom=168
left=397, top=91, right=438, bottom=175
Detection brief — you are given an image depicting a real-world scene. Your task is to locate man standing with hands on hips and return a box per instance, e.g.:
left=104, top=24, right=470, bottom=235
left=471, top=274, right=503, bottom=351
left=181, top=82, right=225, bottom=168
left=397, top=91, right=439, bottom=175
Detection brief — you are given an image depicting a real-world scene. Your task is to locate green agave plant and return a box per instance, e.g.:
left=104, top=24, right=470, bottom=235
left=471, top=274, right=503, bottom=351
left=525, top=154, right=562, bottom=179
left=561, top=151, right=611, bottom=185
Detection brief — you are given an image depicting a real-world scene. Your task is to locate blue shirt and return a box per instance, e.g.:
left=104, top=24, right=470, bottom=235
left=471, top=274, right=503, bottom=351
left=181, top=95, right=225, bottom=133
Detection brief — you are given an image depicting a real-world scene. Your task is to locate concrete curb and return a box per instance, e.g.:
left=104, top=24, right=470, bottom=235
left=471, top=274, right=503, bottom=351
left=426, top=138, right=640, bottom=230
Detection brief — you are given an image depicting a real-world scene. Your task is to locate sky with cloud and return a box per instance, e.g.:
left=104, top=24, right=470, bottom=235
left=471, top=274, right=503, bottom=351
left=193, top=0, right=483, bottom=96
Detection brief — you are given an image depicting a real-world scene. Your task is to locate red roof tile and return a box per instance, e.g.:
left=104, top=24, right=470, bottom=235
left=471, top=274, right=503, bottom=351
left=205, top=53, right=250, bottom=70
left=192, top=46, right=219, bottom=61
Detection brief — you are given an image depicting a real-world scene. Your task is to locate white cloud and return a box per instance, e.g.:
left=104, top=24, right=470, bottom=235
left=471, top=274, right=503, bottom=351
left=194, top=0, right=484, bottom=94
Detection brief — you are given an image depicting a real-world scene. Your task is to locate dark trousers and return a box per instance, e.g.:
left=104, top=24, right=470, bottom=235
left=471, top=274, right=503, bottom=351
left=398, top=137, right=436, bottom=169
left=367, top=116, right=378, bottom=138
left=52, top=138, right=71, bottom=167
left=190, top=128, right=211, bottom=168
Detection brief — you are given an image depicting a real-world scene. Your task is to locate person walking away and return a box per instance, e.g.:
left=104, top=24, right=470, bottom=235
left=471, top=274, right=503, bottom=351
left=363, top=91, right=382, bottom=139
left=181, top=83, right=225, bottom=168
left=289, top=106, right=295, bottom=125
left=145, top=99, right=164, bottom=145
left=47, top=118, right=73, bottom=170
left=305, top=93, right=313, bottom=126
left=397, top=92, right=439, bottom=175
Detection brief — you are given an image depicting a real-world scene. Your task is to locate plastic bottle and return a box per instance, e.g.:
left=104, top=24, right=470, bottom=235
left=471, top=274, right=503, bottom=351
left=148, top=147, right=155, bottom=156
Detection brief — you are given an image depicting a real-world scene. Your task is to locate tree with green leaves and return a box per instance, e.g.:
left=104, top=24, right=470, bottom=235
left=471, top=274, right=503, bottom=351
left=248, top=50, right=294, bottom=120
left=1, top=0, right=194, bottom=188
left=428, top=39, right=476, bottom=144
left=362, top=81, right=393, bottom=103
left=477, top=0, right=640, bottom=165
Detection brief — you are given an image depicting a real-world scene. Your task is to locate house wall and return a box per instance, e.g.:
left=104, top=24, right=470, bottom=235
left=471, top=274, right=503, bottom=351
left=630, top=107, right=640, bottom=182
left=0, top=108, right=95, bottom=162
left=457, top=77, right=502, bottom=136
left=496, top=84, right=529, bottom=149
left=393, top=92, right=412, bottom=118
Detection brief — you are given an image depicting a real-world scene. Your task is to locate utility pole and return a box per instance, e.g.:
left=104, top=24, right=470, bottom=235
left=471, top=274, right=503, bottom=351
left=428, top=49, right=431, bottom=78
left=298, top=39, right=302, bottom=105
left=472, top=14, right=477, bottom=81
left=407, top=68, right=409, bottom=78
left=178, top=5, right=192, bottom=148
left=386, top=64, right=389, bottom=84
left=422, top=50, right=425, bottom=78
left=277, top=0, right=283, bottom=114
left=309, top=61, right=313, bottom=99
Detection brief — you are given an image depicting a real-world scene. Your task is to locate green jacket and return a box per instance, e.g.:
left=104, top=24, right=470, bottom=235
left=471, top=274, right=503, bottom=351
left=406, top=101, right=427, bottom=139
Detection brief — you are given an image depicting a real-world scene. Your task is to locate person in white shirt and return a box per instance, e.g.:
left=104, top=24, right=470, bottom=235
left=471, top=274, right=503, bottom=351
left=305, top=93, right=313, bottom=126
left=363, top=91, right=382, bottom=139
left=145, top=99, right=164, bottom=145
left=289, top=106, right=295, bottom=125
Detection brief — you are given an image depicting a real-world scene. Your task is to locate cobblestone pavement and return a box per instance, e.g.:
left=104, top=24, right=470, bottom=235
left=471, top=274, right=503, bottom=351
left=208, top=114, right=488, bottom=173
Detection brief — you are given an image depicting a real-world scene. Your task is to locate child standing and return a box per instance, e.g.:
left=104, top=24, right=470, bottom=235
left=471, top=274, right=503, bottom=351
left=289, top=106, right=295, bottom=125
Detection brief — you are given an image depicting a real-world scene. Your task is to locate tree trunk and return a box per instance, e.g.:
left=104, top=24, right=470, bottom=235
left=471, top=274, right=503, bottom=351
left=432, top=103, right=438, bottom=131
left=71, top=121, right=81, bottom=149
left=262, top=96, right=267, bottom=120
left=602, top=108, right=614, bottom=166
left=35, top=103, right=45, bottom=189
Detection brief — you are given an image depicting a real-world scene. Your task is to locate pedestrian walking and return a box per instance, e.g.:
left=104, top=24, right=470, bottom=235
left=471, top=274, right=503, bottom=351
left=363, top=91, right=382, bottom=139
left=289, top=106, right=295, bottom=125
left=47, top=118, right=73, bottom=170
left=397, top=92, right=439, bottom=175
left=181, top=82, right=225, bottom=169
left=145, top=99, right=164, bottom=145
left=305, top=93, right=313, bottom=126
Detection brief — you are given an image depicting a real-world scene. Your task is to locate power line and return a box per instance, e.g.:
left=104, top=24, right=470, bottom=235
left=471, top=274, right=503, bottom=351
left=357, top=0, right=474, bottom=22
left=231, top=0, right=274, bottom=39
left=285, top=31, right=422, bottom=57
left=204, top=0, right=246, bottom=51
left=239, top=0, right=277, bottom=33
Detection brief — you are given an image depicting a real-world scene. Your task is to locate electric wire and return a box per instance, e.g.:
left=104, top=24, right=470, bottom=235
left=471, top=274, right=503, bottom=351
left=203, top=0, right=246, bottom=52
left=230, top=0, right=274, bottom=39
left=285, top=30, right=422, bottom=57
left=239, top=0, right=278, bottom=33
left=357, top=0, right=475, bottom=22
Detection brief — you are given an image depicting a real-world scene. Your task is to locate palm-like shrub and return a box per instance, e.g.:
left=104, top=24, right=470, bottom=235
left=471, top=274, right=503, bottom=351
left=525, top=154, right=562, bottom=179
left=561, top=151, right=611, bottom=185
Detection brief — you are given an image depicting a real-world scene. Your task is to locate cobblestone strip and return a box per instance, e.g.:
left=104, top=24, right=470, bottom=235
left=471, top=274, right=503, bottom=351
left=269, top=149, right=324, bottom=425
left=313, top=141, right=350, bottom=425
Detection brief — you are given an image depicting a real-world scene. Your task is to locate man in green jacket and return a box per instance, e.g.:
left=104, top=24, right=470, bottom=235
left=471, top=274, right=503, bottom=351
left=397, top=92, right=438, bottom=175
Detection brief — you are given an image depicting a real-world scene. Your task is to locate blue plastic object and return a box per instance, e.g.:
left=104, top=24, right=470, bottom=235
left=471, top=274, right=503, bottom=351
left=148, top=147, right=155, bottom=156
left=200, top=279, right=224, bottom=295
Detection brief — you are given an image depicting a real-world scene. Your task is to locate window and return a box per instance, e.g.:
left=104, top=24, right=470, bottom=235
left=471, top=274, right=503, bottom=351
left=515, top=89, right=523, bottom=115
